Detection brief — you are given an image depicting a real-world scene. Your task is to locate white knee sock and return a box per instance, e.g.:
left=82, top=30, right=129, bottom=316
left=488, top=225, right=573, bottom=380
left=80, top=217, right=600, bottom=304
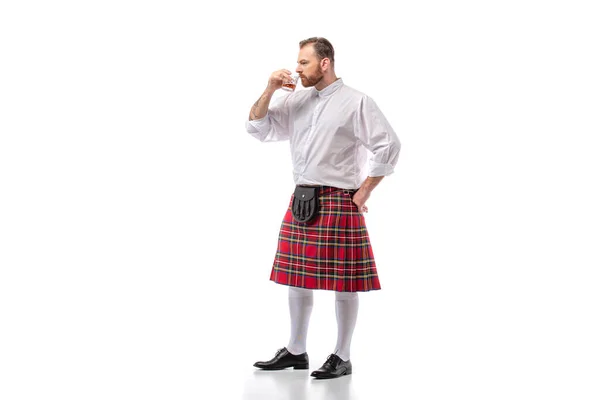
left=287, top=287, right=314, bottom=355
left=334, top=291, right=359, bottom=361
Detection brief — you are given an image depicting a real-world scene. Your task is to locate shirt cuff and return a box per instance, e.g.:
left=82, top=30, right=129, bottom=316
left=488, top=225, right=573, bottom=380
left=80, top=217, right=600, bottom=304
left=246, top=115, right=270, bottom=133
left=369, top=162, right=395, bottom=177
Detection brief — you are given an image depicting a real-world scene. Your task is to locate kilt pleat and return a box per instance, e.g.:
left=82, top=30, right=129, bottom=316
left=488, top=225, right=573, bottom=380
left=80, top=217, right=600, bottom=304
left=270, top=186, right=381, bottom=292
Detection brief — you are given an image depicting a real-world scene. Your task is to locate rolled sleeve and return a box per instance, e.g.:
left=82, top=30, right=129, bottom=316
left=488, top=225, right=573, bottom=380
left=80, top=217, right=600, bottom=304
left=356, top=96, right=401, bottom=177
left=369, top=159, right=397, bottom=177
left=245, top=94, right=291, bottom=142
left=245, top=116, right=272, bottom=141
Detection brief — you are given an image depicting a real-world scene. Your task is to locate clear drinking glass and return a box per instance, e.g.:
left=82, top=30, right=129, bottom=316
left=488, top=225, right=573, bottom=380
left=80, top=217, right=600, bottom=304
left=281, top=74, right=299, bottom=92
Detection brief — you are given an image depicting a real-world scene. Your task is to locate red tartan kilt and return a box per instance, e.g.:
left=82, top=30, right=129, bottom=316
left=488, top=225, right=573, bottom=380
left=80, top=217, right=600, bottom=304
left=270, top=186, right=381, bottom=292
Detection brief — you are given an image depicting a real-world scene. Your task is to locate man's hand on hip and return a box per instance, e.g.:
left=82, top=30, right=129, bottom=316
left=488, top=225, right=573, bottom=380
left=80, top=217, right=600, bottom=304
left=352, top=176, right=385, bottom=213
left=352, top=188, right=370, bottom=213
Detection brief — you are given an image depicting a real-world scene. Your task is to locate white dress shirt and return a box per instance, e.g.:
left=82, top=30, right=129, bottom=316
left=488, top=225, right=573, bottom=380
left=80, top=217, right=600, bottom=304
left=245, top=79, right=401, bottom=189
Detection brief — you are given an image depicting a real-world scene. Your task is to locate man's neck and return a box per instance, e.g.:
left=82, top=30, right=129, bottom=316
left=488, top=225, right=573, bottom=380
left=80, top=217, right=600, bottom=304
left=315, top=74, right=339, bottom=91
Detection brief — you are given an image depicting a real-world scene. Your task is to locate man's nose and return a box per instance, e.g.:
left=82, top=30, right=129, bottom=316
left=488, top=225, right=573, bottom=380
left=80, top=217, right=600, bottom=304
left=296, top=66, right=302, bottom=74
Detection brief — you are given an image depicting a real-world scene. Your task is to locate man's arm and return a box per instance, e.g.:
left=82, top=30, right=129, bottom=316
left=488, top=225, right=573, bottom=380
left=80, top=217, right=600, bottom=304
left=248, top=69, right=292, bottom=120
left=353, top=176, right=384, bottom=213
left=249, top=89, right=276, bottom=120
left=351, top=96, right=401, bottom=213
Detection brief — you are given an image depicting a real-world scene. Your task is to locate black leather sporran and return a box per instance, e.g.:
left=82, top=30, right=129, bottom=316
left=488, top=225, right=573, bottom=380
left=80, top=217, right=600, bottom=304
left=292, top=186, right=320, bottom=223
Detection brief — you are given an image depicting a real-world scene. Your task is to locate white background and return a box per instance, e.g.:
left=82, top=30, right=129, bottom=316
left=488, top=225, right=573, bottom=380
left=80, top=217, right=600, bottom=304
left=1, top=1, right=599, bottom=399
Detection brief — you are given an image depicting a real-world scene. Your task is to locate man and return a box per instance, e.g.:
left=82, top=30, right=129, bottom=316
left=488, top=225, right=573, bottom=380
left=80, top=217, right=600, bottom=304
left=245, top=37, right=401, bottom=379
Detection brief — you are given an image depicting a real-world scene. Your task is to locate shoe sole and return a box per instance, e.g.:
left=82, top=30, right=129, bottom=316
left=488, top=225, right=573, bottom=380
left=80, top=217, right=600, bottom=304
left=312, top=368, right=352, bottom=379
left=254, top=364, right=309, bottom=370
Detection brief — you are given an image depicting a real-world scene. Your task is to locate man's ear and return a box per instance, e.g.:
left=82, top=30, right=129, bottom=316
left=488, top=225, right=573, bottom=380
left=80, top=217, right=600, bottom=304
left=321, top=58, right=330, bottom=71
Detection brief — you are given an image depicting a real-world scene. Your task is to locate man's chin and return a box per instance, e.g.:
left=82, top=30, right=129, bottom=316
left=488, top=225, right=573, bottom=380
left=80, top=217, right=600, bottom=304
left=300, top=77, right=312, bottom=87
left=301, top=77, right=321, bottom=88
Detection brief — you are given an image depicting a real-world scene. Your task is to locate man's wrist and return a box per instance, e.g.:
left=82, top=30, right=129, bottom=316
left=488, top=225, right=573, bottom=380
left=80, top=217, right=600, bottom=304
left=265, top=85, right=278, bottom=95
left=360, top=176, right=384, bottom=193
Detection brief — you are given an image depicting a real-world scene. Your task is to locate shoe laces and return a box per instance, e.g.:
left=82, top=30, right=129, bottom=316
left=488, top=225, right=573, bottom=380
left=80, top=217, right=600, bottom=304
left=275, top=347, right=286, bottom=357
left=324, top=354, right=339, bottom=366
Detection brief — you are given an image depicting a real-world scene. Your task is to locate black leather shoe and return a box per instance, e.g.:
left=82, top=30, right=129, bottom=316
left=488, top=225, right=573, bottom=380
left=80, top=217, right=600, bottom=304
left=310, top=354, right=352, bottom=379
left=253, top=347, right=309, bottom=370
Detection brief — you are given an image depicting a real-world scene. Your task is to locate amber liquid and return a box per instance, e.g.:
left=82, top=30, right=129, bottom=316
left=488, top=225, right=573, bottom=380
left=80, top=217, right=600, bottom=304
left=282, top=83, right=296, bottom=91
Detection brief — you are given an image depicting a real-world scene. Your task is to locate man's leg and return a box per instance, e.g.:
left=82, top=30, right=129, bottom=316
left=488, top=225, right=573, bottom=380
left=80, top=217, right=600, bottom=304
left=310, top=291, right=358, bottom=378
left=287, top=286, right=314, bottom=355
left=253, top=286, right=313, bottom=370
left=334, top=291, right=359, bottom=361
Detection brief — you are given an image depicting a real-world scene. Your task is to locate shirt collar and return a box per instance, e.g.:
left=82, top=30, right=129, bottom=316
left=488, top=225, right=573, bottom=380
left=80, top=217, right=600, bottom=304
left=314, top=78, right=343, bottom=98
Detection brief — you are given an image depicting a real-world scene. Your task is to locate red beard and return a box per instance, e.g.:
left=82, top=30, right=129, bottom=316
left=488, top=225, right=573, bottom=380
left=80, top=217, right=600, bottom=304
left=300, top=68, right=324, bottom=87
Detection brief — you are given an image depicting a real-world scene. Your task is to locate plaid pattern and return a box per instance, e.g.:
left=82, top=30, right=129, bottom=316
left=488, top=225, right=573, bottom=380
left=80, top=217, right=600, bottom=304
left=270, top=186, right=381, bottom=292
